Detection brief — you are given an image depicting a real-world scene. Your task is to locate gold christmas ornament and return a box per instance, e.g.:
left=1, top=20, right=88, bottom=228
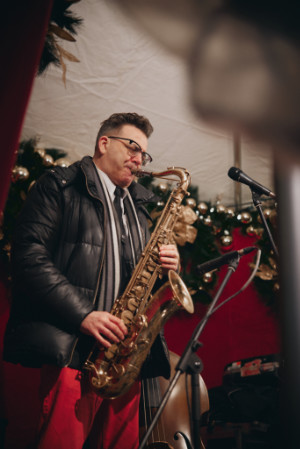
left=203, top=271, right=214, bottom=283
left=220, top=235, right=233, bottom=247
left=203, top=215, right=212, bottom=226
left=197, top=202, right=208, bottom=215
left=273, top=282, right=280, bottom=292
left=263, top=208, right=272, bottom=219
left=34, top=147, right=46, bottom=158
left=43, top=154, right=54, bottom=166
left=11, top=166, right=30, bottom=182
left=216, top=204, right=227, bottom=214
left=54, top=158, right=70, bottom=168
left=255, top=227, right=265, bottom=237
left=237, top=211, right=252, bottom=224
left=186, top=197, right=196, bottom=209
left=157, top=182, right=168, bottom=193
left=226, top=207, right=235, bottom=218
left=246, top=225, right=256, bottom=236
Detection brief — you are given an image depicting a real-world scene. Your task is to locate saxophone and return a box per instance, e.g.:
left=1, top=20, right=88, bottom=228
left=83, top=167, right=194, bottom=398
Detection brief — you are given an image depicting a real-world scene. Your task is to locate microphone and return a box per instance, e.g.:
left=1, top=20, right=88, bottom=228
left=228, top=167, right=276, bottom=198
left=196, top=247, right=256, bottom=274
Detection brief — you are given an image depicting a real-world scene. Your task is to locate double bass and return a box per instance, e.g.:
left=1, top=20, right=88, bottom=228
left=140, top=351, right=209, bottom=449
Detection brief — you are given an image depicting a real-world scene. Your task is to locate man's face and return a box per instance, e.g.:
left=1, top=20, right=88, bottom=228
left=96, top=124, right=149, bottom=188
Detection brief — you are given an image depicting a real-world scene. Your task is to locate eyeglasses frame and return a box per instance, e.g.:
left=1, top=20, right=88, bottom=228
left=107, top=136, right=152, bottom=166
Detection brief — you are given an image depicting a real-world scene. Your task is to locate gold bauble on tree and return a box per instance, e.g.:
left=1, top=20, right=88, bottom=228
left=263, top=208, right=272, bottom=219
left=246, top=225, right=256, bottom=236
left=197, top=202, right=208, bottom=215
left=34, top=147, right=46, bottom=158
left=216, top=204, right=227, bottom=214
left=11, top=166, right=30, bottom=183
left=220, top=234, right=233, bottom=247
left=54, top=158, right=70, bottom=168
left=43, top=154, right=54, bottom=166
left=226, top=207, right=235, bottom=218
left=186, top=198, right=196, bottom=209
left=157, top=182, right=168, bottom=193
left=202, top=271, right=214, bottom=283
left=237, top=211, right=252, bottom=224
left=203, top=215, right=212, bottom=226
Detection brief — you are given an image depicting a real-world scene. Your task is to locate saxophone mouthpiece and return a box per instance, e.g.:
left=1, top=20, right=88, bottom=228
left=132, top=169, right=153, bottom=178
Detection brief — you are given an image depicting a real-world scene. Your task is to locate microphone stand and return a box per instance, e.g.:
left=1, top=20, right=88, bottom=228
left=251, top=190, right=279, bottom=259
left=139, top=256, right=240, bottom=449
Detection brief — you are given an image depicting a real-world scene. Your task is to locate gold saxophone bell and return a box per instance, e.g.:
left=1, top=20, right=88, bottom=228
left=84, top=167, right=194, bottom=398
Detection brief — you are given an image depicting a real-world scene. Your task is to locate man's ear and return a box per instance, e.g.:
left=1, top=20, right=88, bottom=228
left=97, top=135, right=109, bottom=156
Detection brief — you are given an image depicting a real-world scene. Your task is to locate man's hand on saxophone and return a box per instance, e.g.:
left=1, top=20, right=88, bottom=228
left=80, top=311, right=128, bottom=348
left=159, top=244, right=180, bottom=274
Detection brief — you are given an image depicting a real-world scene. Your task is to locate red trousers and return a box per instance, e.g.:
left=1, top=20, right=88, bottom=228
left=36, top=366, right=141, bottom=449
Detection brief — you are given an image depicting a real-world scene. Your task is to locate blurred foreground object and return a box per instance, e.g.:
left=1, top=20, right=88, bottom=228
left=114, top=1, right=300, bottom=447
left=114, top=0, right=300, bottom=153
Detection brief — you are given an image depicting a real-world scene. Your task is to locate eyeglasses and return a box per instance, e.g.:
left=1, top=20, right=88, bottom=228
left=108, top=136, right=152, bottom=166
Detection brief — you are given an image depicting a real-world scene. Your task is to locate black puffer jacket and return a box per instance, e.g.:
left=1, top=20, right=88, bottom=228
left=3, top=156, right=170, bottom=379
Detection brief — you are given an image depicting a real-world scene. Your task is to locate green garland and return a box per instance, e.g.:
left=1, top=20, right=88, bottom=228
left=0, top=138, right=68, bottom=279
left=0, top=140, right=278, bottom=309
left=38, top=0, right=83, bottom=81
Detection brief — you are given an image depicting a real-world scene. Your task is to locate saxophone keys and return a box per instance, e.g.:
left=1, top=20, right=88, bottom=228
left=137, top=314, right=148, bottom=328
left=138, top=337, right=150, bottom=347
left=120, top=339, right=137, bottom=356
left=147, top=258, right=157, bottom=272
left=127, top=297, right=139, bottom=311
left=140, top=270, right=151, bottom=281
left=105, top=343, right=119, bottom=360
left=133, top=285, right=145, bottom=297
left=109, top=363, right=125, bottom=379
left=121, top=310, right=134, bottom=324
left=91, top=374, right=107, bottom=389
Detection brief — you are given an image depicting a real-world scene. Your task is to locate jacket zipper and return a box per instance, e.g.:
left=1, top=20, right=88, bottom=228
left=65, top=166, right=107, bottom=367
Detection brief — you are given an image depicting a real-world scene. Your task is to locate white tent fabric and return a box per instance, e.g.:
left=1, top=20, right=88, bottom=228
left=21, top=0, right=274, bottom=205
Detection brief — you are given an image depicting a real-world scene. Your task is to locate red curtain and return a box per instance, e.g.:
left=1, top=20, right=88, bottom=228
left=0, top=1, right=53, bottom=447
left=0, top=0, right=53, bottom=212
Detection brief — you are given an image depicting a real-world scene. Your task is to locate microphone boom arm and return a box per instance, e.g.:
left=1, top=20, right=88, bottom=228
left=251, top=190, right=279, bottom=259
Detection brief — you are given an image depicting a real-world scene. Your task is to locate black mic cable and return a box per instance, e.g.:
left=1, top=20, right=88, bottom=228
left=209, top=248, right=262, bottom=315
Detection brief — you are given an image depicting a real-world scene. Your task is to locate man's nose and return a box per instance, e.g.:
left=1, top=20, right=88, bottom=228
left=131, top=151, right=143, bottom=166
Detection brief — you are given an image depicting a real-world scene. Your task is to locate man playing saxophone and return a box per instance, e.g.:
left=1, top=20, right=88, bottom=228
left=3, top=113, right=180, bottom=449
